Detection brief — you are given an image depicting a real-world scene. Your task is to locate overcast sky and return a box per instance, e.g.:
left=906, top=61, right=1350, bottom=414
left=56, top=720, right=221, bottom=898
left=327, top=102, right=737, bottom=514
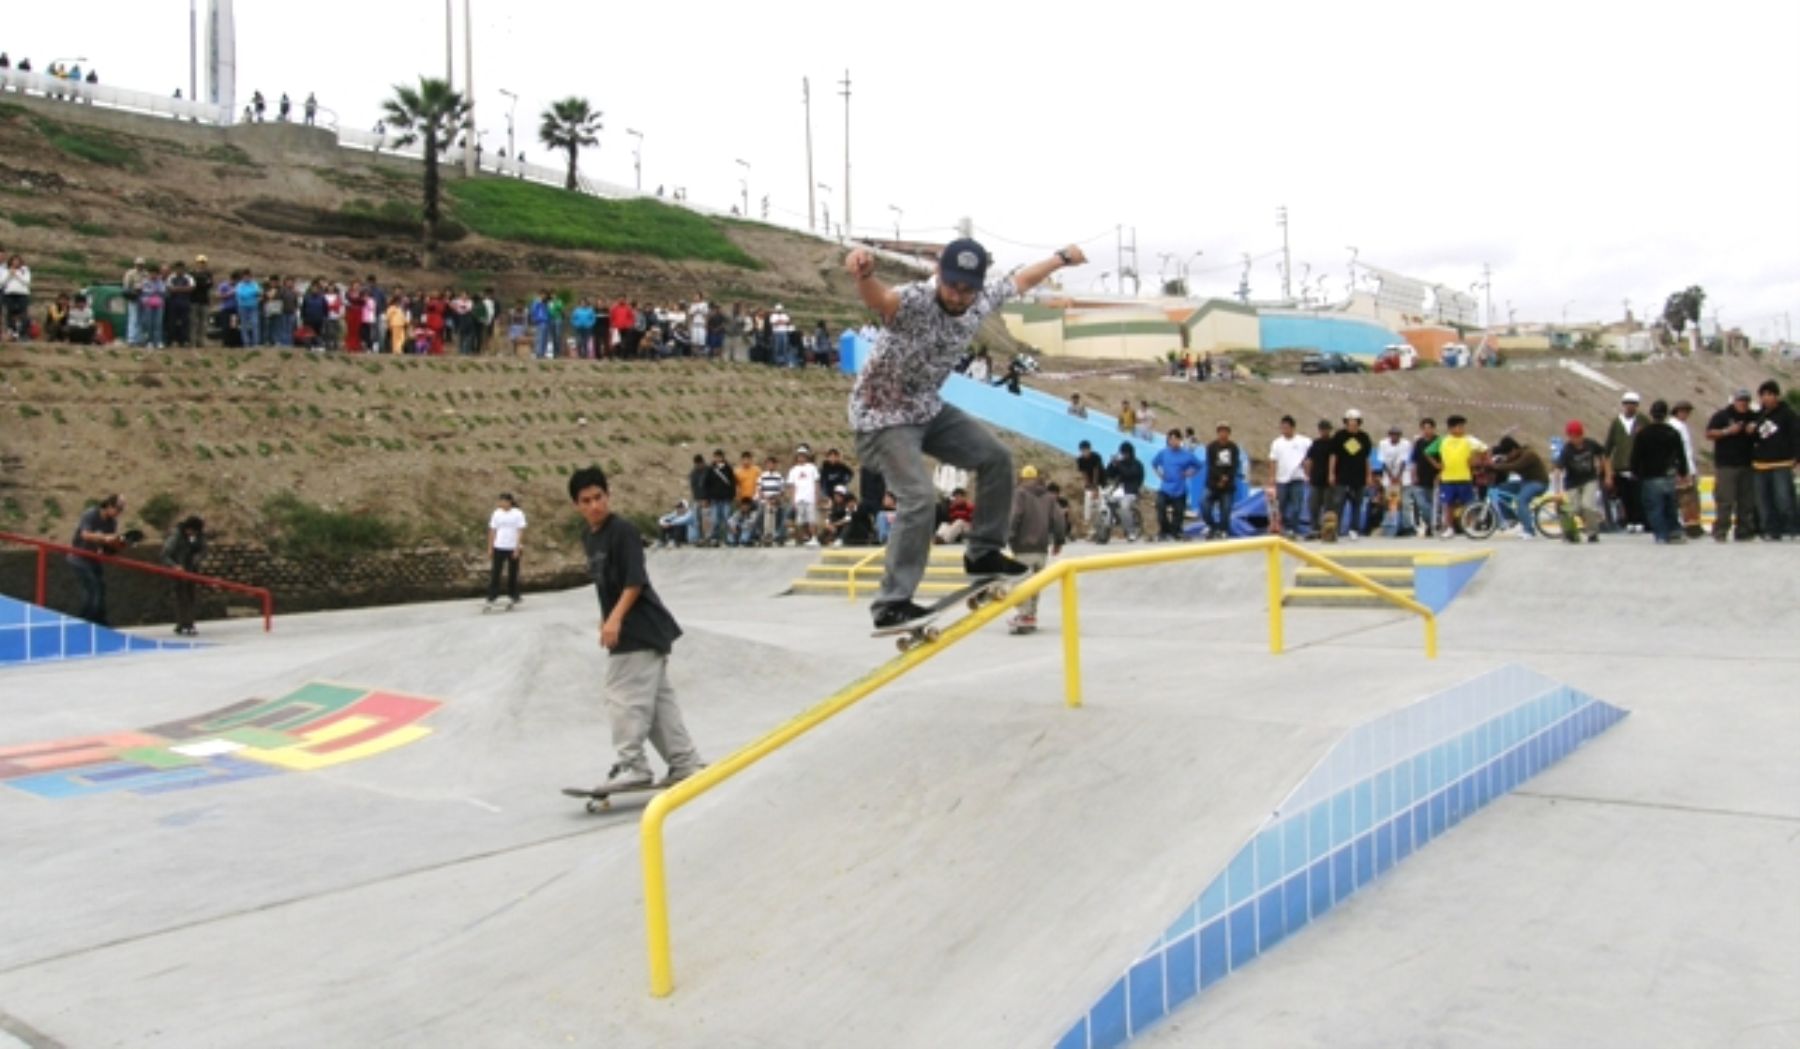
left=7, top=1, right=1796, bottom=338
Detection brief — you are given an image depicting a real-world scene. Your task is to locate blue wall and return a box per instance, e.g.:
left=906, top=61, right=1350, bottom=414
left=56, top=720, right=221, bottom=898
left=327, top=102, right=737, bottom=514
left=1259, top=314, right=1401, bottom=357
left=0, top=595, right=200, bottom=665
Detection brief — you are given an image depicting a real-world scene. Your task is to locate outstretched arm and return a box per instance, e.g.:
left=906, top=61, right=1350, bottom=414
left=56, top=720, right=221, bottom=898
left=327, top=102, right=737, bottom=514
left=1011, top=245, right=1087, bottom=295
left=845, top=249, right=902, bottom=325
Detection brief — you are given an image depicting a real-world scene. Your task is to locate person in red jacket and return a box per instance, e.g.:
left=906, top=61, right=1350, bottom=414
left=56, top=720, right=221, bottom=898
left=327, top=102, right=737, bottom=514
left=609, top=298, right=635, bottom=359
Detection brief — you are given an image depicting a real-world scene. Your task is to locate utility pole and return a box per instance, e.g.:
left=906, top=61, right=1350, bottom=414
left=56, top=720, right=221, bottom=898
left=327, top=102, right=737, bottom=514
left=1115, top=225, right=1123, bottom=297
left=444, top=0, right=453, bottom=83
left=462, top=0, right=475, bottom=177
left=803, top=78, right=816, bottom=232
left=1276, top=206, right=1292, bottom=303
left=626, top=129, right=643, bottom=191
left=499, top=88, right=517, bottom=159
left=1128, top=227, right=1141, bottom=296
left=188, top=0, right=198, bottom=104
left=736, top=159, right=751, bottom=218
left=839, top=70, right=852, bottom=238
left=1481, top=263, right=1494, bottom=332
left=1237, top=253, right=1252, bottom=304
left=1345, top=246, right=1359, bottom=302
left=888, top=204, right=902, bottom=241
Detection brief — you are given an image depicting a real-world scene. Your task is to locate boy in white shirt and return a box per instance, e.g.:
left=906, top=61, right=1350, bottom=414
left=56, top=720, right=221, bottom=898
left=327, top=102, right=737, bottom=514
left=1267, top=415, right=1311, bottom=537
left=485, top=493, right=528, bottom=609
left=786, top=445, right=821, bottom=545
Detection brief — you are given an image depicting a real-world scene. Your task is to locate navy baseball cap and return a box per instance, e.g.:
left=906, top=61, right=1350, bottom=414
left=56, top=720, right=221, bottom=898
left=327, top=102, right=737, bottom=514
left=938, top=238, right=990, bottom=289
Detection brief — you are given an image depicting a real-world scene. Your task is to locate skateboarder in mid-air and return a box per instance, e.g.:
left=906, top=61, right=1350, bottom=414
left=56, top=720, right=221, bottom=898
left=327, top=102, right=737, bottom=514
left=845, top=237, right=1087, bottom=629
left=569, top=466, right=705, bottom=794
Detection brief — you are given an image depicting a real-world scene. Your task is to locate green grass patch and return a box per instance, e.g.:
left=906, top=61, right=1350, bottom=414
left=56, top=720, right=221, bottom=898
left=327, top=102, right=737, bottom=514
left=446, top=178, right=760, bottom=268
left=71, top=221, right=110, bottom=237
left=7, top=211, right=55, bottom=228
left=29, top=115, right=143, bottom=170
left=202, top=143, right=256, bottom=167
left=262, top=493, right=403, bottom=562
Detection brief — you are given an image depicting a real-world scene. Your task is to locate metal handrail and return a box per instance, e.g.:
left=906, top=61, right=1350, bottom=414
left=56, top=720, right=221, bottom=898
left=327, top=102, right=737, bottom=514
left=0, top=530, right=274, bottom=632
left=639, top=535, right=1434, bottom=996
left=842, top=548, right=884, bottom=601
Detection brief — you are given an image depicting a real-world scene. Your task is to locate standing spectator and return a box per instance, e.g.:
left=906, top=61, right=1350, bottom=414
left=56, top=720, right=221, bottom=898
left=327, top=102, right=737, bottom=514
left=138, top=265, right=167, bottom=349
left=1150, top=430, right=1199, bottom=542
left=769, top=303, right=793, bottom=366
left=1751, top=380, right=1797, bottom=540
left=1553, top=420, right=1606, bottom=543
left=304, top=92, right=318, bottom=125
left=485, top=493, right=528, bottom=609
left=1669, top=399, right=1701, bottom=536
left=1136, top=399, right=1157, bottom=441
left=1427, top=415, right=1486, bottom=538
left=1304, top=419, right=1335, bottom=538
left=570, top=298, right=597, bottom=359
left=1, top=254, right=29, bottom=339
left=252, top=90, right=266, bottom=122
left=262, top=274, right=286, bottom=346
left=686, top=454, right=709, bottom=545
left=687, top=300, right=708, bottom=359
left=68, top=495, right=127, bottom=626
left=1409, top=418, right=1441, bottom=537
left=278, top=93, right=292, bottom=121
left=235, top=269, right=263, bottom=346
left=1006, top=465, right=1065, bottom=631
left=818, top=448, right=854, bottom=502
left=568, top=466, right=706, bottom=794
left=702, top=450, right=736, bottom=546
left=453, top=289, right=478, bottom=355
left=1326, top=409, right=1373, bottom=539
left=122, top=257, right=148, bottom=346
left=1074, top=439, right=1106, bottom=539
left=1200, top=423, right=1242, bottom=539
left=1268, top=415, right=1311, bottom=538
left=530, top=292, right=557, bottom=359
left=165, top=261, right=196, bottom=347
left=301, top=280, right=327, bottom=348
left=1629, top=399, right=1691, bottom=544
left=1705, top=389, right=1759, bottom=541
left=161, top=515, right=206, bottom=636
left=322, top=279, right=343, bottom=350
left=757, top=455, right=788, bottom=545
left=1067, top=393, right=1088, bottom=418
left=609, top=296, right=634, bottom=358
left=1377, top=425, right=1415, bottom=537
left=1603, top=392, right=1648, bottom=533
left=190, top=255, right=213, bottom=345
left=384, top=294, right=408, bottom=353
left=787, top=445, right=822, bottom=545
left=479, top=288, right=498, bottom=352
left=1118, top=399, right=1136, bottom=434
left=733, top=451, right=761, bottom=510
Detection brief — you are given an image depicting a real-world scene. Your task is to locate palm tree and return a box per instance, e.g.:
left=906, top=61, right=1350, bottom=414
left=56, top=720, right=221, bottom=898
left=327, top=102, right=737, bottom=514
left=381, top=76, right=470, bottom=269
left=539, top=97, right=603, bottom=191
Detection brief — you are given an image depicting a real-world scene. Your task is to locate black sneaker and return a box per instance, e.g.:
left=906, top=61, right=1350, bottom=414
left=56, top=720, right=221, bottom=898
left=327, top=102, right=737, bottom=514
left=872, top=601, right=933, bottom=629
left=963, top=550, right=1030, bottom=577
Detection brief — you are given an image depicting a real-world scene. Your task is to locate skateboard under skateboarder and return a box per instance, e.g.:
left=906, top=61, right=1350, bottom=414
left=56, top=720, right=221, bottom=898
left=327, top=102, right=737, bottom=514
left=845, top=237, right=1087, bottom=630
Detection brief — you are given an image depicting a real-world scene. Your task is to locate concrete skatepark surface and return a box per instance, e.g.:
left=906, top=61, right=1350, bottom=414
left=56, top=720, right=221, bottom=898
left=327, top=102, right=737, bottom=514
left=0, top=541, right=1795, bottom=1048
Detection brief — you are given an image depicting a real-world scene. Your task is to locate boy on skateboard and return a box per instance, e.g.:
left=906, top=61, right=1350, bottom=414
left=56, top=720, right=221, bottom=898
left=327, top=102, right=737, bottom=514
left=569, top=466, right=705, bottom=794
left=845, top=237, right=1087, bottom=629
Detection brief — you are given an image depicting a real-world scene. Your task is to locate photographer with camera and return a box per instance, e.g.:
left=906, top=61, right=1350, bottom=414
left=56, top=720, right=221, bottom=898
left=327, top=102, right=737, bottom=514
left=69, top=495, right=132, bottom=627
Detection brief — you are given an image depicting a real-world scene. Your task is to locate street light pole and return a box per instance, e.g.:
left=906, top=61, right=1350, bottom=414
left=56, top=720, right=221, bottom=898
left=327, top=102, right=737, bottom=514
left=626, top=129, right=643, bottom=191
left=803, top=78, right=816, bottom=233
left=462, top=0, right=475, bottom=177
left=839, top=70, right=852, bottom=237
left=498, top=88, right=517, bottom=159
left=888, top=204, right=902, bottom=241
left=817, top=183, right=832, bottom=238
left=735, top=158, right=751, bottom=217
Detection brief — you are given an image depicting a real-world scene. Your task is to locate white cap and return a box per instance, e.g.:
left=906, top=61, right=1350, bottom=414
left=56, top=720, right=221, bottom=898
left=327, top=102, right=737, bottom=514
left=1621, top=391, right=1641, bottom=403
left=1344, top=408, right=1363, bottom=421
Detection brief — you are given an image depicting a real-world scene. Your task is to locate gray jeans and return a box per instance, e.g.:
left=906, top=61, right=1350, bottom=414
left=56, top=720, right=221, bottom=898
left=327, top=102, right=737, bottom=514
left=604, top=649, right=701, bottom=777
left=1712, top=464, right=1757, bottom=539
left=855, top=403, right=1012, bottom=608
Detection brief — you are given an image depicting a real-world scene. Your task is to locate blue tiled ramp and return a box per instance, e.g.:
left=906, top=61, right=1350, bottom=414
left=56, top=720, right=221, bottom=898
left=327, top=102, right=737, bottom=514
left=0, top=595, right=201, bottom=667
left=1056, top=664, right=1628, bottom=1049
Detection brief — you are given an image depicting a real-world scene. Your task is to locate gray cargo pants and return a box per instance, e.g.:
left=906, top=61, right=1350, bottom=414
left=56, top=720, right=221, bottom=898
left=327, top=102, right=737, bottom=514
left=855, top=404, right=1012, bottom=609
left=605, top=649, right=702, bottom=778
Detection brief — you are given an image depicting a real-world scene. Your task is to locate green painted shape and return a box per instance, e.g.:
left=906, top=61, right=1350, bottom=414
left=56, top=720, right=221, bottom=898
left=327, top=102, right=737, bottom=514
left=1064, top=321, right=1181, bottom=339
left=1003, top=302, right=1062, bottom=323
left=219, top=727, right=299, bottom=749
left=1181, top=298, right=1259, bottom=332
left=195, top=682, right=368, bottom=732
left=117, top=747, right=199, bottom=770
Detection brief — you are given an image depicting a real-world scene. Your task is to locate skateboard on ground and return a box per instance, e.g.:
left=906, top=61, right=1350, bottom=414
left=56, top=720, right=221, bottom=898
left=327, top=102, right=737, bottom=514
left=1265, top=485, right=1281, bottom=536
left=561, top=782, right=666, bottom=813
left=481, top=598, right=519, bottom=613
left=1677, top=484, right=1704, bottom=538
left=1319, top=510, right=1339, bottom=543
left=871, top=575, right=1011, bottom=653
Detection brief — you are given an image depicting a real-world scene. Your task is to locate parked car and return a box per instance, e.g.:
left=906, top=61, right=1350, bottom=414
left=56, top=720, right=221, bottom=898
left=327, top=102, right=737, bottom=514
left=1299, top=352, right=1367, bottom=375
left=1373, top=344, right=1417, bottom=372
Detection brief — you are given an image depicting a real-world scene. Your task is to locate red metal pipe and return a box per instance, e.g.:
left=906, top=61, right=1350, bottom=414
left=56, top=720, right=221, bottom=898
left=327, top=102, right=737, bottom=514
left=0, top=530, right=276, bottom=632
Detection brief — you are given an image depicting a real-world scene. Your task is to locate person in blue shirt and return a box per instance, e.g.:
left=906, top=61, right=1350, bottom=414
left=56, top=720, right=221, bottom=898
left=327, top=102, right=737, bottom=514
left=570, top=299, right=598, bottom=358
left=1151, top=431, right=1201, bottom=542
left=233, top=273, right=264, bottom=347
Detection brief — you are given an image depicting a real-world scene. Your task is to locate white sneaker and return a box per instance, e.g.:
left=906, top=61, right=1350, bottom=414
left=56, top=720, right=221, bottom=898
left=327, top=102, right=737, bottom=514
left=806, top=538, right=821, bottom=547
left=1345, top=530, right=1360, bottom=540
left=1439, top=528, right=1456, bottom=539
left=599, top=763, right=653, bottom=792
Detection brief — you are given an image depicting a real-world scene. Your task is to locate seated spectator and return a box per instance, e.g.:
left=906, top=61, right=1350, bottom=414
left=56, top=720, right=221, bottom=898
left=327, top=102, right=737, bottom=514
left=45, top=292, right=70, bottom=342
left=657, top=500, right=695, bottom=548
left=935, top=488, right=974, bottom=544
left=819, top=488, right=856, bottom=546
left=1067, top=393, right=1089, bottom=418
left=875, top=490, right=898, bottom=544
left=726, top=498, right=760, bottom=547
left=65, top=294, right=95, bottom=344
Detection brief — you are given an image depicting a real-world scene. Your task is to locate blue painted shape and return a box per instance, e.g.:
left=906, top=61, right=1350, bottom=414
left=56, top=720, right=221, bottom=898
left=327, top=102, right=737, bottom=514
left=1225, top=846, right=1256, bottom=907
left=1256, top=887, right=1286, bottom=953
left=1197, top=874, right=1227, bottom=923
left=1258, top=312, right=1401, bottom=356
left=1226, top=904, right=1257, bottom=971
left=0, top=627, right=24, bottom=663
left=1307, top=857, right=1332, bottom=919
left=1127, top=955, right=1165, bottom=1035
left=1054, top=1018, right=1088, bottom=1049
left=1254, top=827, right=1283, bottom=891
left=941, top=374, right=1161, bottom=464
left=29, top=625, right=62, bottom=659
left=1088, top=978, right=1128, bottom=1049
left=1165, top=932, right=1198, bottom=1009
left=1283, top=871, right=1310, bottom=936
left=1198, top=918, right=1228, bottom=989
left=0, top=595, right=202, bottom=666
left=1412, top=555, right=1489, bottom=613
left=0, top=600, right=23, bottom=626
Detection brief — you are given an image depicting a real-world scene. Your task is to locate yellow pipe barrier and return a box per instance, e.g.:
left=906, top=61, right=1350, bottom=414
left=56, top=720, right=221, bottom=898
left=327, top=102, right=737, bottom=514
left=640, top=535, right=1434, bottom=996
left=844, top=549, right=884, bottom=601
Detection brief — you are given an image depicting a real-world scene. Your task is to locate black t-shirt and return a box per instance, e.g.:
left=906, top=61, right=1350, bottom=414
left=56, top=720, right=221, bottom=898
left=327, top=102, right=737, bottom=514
left=582, top=515, right=682, bottom=655
left=1075, top=451, right=1105, bottom=489
left=1707, top=406, right=1756, bottom=468
left=1330, top=429, right=1372, bottom=486
left=1305, top=438, right=1333, bottom=486
left=819, top=461, right=854, bottom=499
left=1204, top=440, right=1241, bottom=492
left=1556, top=438, right=1604, bottom=486
left=1411, top=436, right=1441, bottom=487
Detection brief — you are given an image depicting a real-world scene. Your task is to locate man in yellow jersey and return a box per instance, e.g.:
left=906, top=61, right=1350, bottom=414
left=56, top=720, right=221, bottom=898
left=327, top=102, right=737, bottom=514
left=1426, top=414, right=1487, bottom=538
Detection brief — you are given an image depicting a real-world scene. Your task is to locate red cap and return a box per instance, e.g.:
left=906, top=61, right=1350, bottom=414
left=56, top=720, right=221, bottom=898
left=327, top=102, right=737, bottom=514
left=1564, top=420, right=1584, bottom=438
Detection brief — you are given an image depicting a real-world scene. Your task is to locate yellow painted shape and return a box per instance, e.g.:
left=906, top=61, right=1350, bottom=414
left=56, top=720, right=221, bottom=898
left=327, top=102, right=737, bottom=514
left=239, top=725, right=433, bottom=771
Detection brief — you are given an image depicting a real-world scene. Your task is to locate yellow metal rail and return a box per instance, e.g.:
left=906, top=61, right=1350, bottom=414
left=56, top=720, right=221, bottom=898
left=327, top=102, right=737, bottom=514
left=639, top=535, right=1434, bottom=996
left=843, top=548, right=885, bottom=601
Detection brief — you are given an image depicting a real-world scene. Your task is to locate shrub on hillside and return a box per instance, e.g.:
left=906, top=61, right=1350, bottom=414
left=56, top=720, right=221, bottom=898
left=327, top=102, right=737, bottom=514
left=139, top=492, right=183, bottom=532
left=262, top=493, right=402, bottom=562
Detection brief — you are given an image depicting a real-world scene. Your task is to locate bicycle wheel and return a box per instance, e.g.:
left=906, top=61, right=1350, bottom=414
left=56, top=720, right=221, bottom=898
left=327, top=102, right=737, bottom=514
left=1532, top=499, right=1563, bottom=540
left=1461, top=500, right=1498, bottom=539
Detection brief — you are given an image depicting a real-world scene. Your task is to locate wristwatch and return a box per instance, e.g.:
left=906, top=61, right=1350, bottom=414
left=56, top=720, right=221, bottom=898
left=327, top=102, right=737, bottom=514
left=1056, top=249, right=1074, bottom=265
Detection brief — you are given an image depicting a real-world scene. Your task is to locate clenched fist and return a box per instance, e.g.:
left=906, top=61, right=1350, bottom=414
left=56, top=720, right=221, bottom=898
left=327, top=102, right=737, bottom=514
left=846, top=248, right=877, bottom=280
